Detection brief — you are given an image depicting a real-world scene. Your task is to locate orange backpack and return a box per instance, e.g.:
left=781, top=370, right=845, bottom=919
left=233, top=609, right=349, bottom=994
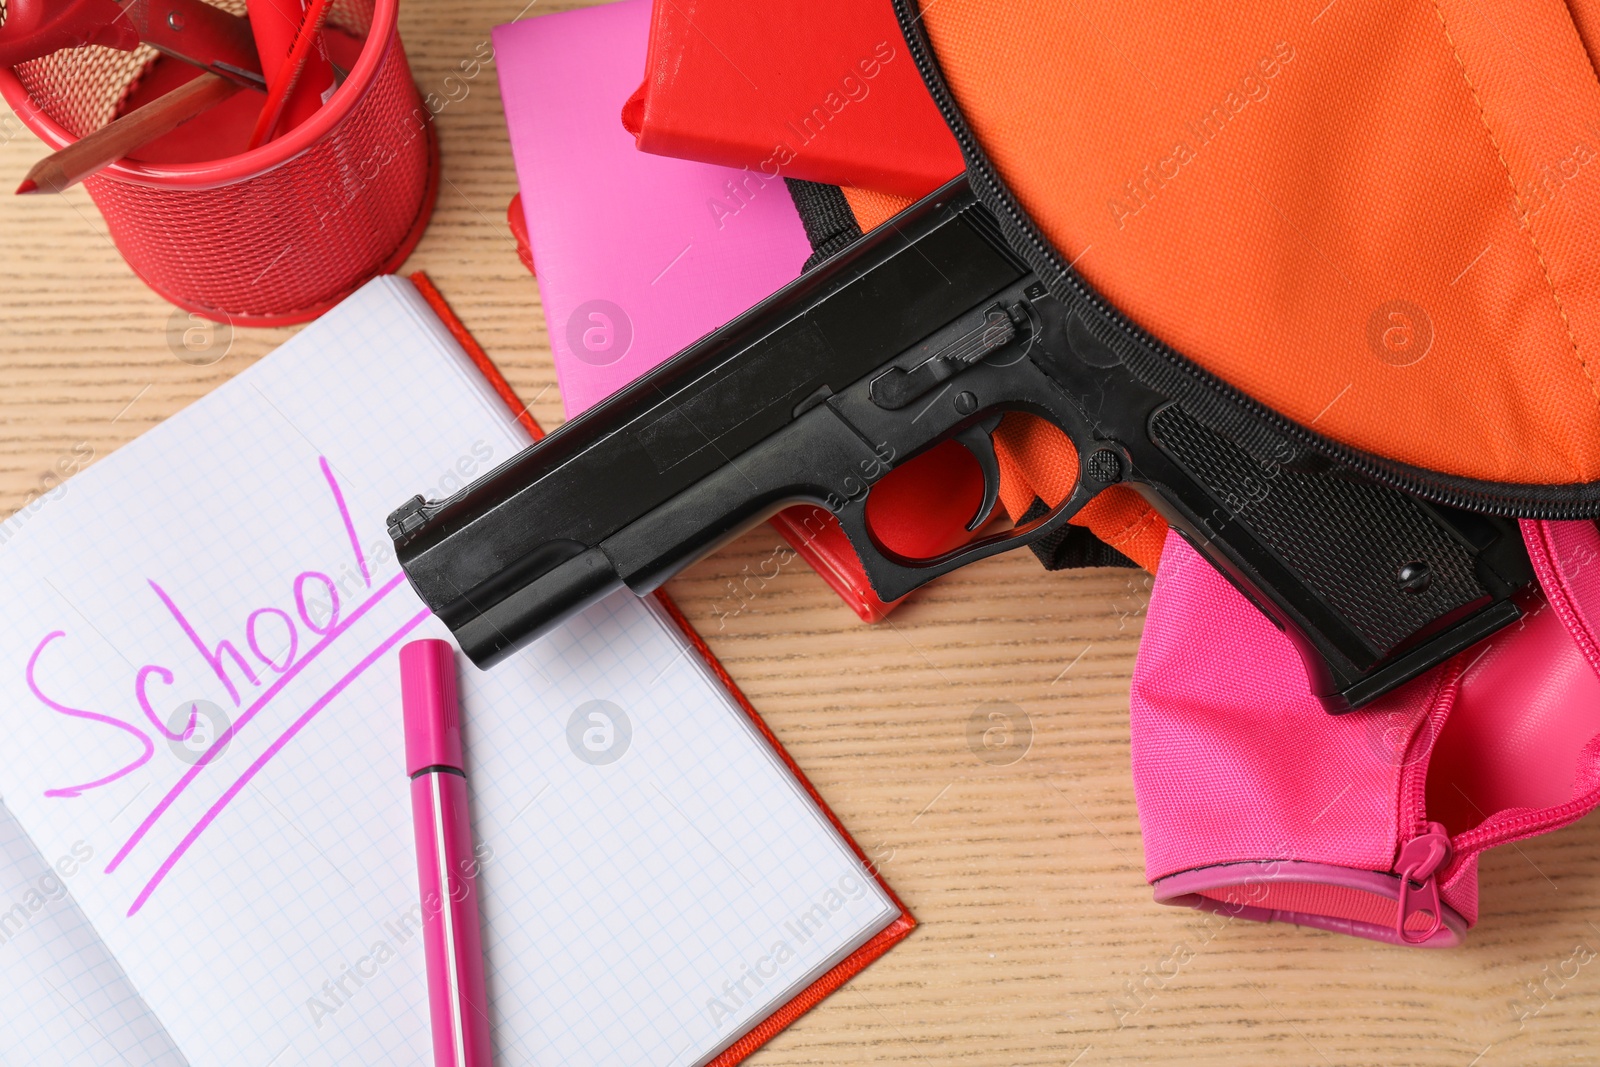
left=842, top=0, right=1600, bottom=568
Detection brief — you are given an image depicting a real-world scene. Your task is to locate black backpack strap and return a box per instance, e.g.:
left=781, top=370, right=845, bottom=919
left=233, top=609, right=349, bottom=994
left=785, top=179, right=864, bottom=271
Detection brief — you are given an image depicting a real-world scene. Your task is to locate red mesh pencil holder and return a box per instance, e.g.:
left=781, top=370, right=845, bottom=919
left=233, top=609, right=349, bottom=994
left=0, top=0, right=439, bottom=326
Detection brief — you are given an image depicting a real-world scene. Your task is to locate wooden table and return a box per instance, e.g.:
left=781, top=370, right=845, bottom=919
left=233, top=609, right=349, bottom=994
left=4, top=2, right=1599, bottom=1063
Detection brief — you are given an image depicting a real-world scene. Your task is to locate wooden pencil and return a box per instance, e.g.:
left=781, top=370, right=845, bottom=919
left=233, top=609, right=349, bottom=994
left=16, top=72, right=241, bottom=195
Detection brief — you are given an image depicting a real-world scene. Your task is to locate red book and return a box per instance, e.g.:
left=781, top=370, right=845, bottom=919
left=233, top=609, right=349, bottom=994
left=620, top=0, right=964, bottom=200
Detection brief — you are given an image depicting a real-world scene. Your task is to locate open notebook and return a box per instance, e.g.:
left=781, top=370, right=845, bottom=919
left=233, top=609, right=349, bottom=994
left=0, top=276, right=909, bottom=1066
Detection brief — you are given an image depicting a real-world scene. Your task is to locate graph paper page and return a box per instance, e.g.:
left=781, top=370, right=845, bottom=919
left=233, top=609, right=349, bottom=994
left=0, top=276, right=897, bottom=1066
left=0, top=799, right=184, bottom=1067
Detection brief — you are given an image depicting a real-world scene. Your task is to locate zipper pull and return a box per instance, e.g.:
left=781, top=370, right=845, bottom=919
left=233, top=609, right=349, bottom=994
left=1395, top=821, right=1452, bottom=945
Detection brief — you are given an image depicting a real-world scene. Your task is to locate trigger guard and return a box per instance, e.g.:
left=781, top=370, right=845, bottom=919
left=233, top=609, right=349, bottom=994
left=952, top=420, right=1003, bottom=532
left=830, top=467, right=1101, bottom=605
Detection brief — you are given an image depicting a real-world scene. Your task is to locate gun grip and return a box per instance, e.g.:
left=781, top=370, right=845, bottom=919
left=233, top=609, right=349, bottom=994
left=1141, top=402, right=1532, bottom=710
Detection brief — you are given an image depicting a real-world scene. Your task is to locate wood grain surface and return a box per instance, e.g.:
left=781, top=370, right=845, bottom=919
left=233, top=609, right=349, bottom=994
left=4, top=2, right=1600, bottom=1064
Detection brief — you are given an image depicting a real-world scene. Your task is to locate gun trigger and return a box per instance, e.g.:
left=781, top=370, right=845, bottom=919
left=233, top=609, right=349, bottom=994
left=954, top=415, right=1003, bottom=532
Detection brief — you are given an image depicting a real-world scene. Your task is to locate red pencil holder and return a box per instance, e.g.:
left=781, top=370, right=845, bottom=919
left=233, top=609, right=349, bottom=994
left=0, top=0, right=439, bottom=326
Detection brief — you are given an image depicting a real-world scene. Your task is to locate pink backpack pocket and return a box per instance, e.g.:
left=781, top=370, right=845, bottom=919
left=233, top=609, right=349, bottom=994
left=1131, top=520, right=1600, bottom=946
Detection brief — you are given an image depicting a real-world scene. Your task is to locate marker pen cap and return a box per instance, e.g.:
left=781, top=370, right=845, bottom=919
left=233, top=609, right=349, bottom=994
left=400, top=639, right=464, bottom=776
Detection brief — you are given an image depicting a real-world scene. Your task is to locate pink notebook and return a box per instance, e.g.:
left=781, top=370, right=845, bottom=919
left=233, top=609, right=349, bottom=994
left=494, top=0, right=812, bottom=416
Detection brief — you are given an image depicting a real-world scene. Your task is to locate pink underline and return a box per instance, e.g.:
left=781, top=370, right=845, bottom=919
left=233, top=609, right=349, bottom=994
left=107, top=572, right=407, bottom=875
left=126, top=607, right=431, bottom=917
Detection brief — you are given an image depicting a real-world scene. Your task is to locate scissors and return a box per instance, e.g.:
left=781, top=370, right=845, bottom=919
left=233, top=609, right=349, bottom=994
left=0, top=0, right=264, bottom=88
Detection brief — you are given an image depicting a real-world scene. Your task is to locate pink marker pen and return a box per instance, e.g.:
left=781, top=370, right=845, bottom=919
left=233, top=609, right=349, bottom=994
left=401, top=639, right=493, bottom=1067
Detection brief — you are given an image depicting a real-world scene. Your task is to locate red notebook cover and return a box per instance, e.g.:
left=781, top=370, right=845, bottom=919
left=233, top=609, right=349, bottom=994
left=410, top=272, right=917, bottom=1065
left=620, top=0, right=964, bottom=200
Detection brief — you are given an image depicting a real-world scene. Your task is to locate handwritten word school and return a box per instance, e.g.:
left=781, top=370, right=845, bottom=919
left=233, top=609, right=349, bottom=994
left=25, top=457, right=430, bottom=915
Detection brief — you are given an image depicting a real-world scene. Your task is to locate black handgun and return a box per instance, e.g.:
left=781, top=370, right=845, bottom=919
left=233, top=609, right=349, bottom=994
left=388, top=177, right=1531, bottom=712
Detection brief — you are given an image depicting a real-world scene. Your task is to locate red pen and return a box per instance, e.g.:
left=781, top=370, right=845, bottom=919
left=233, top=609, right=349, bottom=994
left=401, top=639, right=494, bottom=1067
left=246, top=0, right=338, bottom=146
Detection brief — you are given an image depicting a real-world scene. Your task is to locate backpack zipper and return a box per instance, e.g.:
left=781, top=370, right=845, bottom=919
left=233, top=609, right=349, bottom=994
left=1394, top=821, right=1452, bottom=944
left=1415, top=770, right=1600, bottom=936
left=1388, top=664, right=1457, bottom=942
left=890, top=0, right=1600, bottom=519
left=1397, top=662, right=1459, bottom=845
left=1445, top=521, right=1600, bottom=858
left=1451, top=795, right=1599, bottom=857
left=1389, top=572, right=1598, bottom=924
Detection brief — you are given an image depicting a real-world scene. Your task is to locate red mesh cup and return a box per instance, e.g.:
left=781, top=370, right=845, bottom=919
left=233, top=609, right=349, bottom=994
left=0, top=0, right=439, bottom=326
